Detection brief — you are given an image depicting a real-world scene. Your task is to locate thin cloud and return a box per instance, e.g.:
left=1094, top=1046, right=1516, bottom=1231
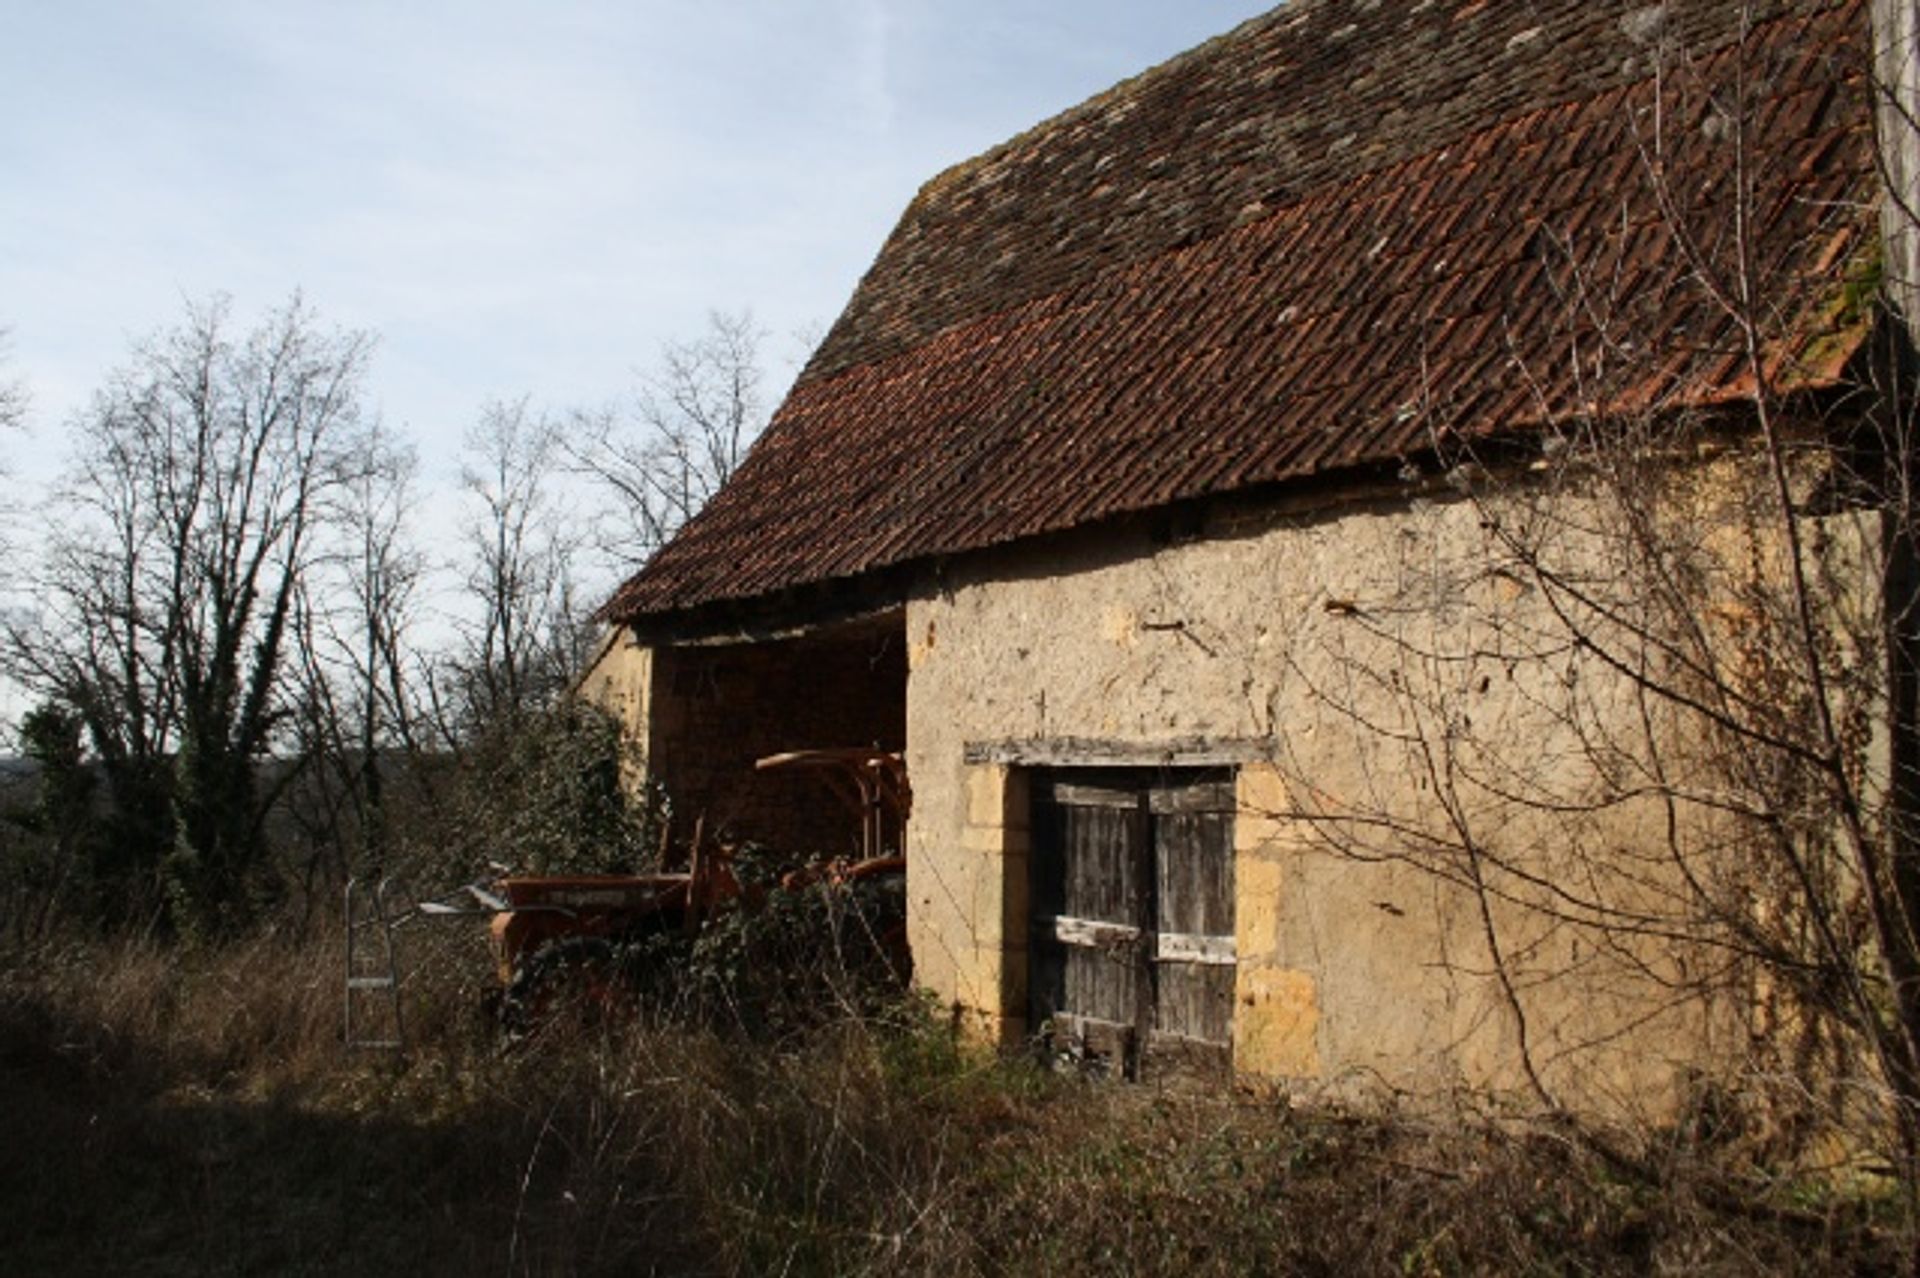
left=0, top=0, right=1272, bottom=468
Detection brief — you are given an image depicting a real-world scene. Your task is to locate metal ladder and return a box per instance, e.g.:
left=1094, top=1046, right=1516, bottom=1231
left=344, top=878, right=406, bottom=1051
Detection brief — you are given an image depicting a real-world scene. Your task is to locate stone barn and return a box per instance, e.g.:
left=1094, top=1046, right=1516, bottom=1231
left=586, top=0, right=1908, bottom=1110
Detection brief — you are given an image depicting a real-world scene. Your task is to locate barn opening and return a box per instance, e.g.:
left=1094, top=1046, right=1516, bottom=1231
left=646, top=610, right=907, bottom=857
left=1026, top=766, right=1237, bottom=1080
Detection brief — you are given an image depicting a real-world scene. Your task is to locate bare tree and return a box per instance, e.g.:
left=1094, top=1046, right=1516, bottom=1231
left=286, top=421, right=429, bottom=894
left=443, top=396, right=587, bottom=732
left=569, top=309, right=768, bottom=567
left=2, top=294, right=373, bottom=936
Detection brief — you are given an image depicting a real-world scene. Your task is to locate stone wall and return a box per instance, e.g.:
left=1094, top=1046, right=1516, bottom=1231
left=577, top=634, right=653, bottom=793
left=903, top=469, right=1880, bottom=1114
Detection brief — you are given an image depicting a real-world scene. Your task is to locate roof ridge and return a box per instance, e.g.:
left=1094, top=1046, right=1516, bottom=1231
left=801, top=0, right=1842, bottom=386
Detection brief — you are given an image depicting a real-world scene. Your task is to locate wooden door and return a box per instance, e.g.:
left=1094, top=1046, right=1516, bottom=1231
left=1144, top=777, right=1236, bottom=1076
left=1028, top=768, right=1235, bottom=1080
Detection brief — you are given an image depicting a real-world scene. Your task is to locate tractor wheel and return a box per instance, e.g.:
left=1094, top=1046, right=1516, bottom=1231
left=498, top=937, right=625, bottom=1041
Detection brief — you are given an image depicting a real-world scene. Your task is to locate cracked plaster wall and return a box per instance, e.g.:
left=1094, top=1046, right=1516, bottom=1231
left=904, top=476, right=1875, bottom=1114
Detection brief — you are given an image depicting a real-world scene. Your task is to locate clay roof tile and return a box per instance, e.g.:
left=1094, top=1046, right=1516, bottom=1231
left=602, top=0, right=1878, bottom=625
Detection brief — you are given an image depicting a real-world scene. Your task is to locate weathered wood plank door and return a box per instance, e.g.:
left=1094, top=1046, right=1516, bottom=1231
left=1144, top=777, right=1236, bottom=1077
left=1029, top=768, right=1235, bottom=1080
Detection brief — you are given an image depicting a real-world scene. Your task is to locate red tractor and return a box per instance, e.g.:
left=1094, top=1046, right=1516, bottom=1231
left=481, top=749, right=909, bottom=1032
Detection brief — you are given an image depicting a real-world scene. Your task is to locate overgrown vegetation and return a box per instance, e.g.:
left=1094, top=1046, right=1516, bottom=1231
left=434, top=700, right=663, bottom=882
left=0, top=928, right=1906, bottom=1277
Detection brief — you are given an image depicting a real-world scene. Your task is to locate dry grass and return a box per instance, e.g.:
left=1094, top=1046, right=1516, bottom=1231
left=0, top=929, right=1907, bottom=1276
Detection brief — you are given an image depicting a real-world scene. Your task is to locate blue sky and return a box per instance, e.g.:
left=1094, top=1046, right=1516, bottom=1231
left=1, top=0, right=1272, bottom=478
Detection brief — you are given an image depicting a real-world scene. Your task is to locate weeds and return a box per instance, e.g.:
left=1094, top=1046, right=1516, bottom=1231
left=0, top=928, right=1907, bottom=1275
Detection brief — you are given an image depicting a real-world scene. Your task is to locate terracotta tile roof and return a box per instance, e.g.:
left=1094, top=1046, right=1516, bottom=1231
left=602, top=0, right=1876, bottom=625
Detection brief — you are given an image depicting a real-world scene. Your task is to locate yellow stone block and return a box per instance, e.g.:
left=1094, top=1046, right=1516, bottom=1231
left=1236, top=855, right=1283, bottom=962
left=1236, top=763, right=1292, bottom=852
left=965, top=764, right=1009, bottom=826
left=960, top=823, right=1013, bottom=855
left=1236, top=967, right=1322, bottom=1078
left=927, top=941, right=1009, bottom=1021
left=912, top=844, right=1016, bottom=956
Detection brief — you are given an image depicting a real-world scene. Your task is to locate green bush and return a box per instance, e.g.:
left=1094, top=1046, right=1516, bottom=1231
left=411, top=698, right=664, bottom=884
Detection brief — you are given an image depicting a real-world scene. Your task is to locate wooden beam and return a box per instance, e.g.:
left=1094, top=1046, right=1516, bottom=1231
left=1044, top=914, right=1142, bottom=949
left=964, top=735, right=1272, bottom=767
left=1154, top=932, right=1237, bottom=966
